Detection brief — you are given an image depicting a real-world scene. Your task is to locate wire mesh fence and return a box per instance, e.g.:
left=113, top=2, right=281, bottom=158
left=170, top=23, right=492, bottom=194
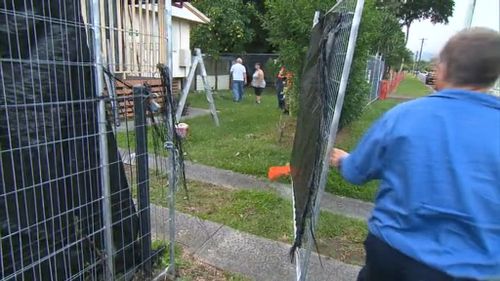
left=0, top=0, right=177, bottom=280
left=365, top=55, right=384, bottom=104
left=291, top=0, right=365, bottom=280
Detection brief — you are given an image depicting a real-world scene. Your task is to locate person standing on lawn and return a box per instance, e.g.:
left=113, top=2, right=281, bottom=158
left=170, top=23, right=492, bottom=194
left=331, top=28, right=500, bottom=281
left=230, top=57, right=247, bottom=102
left=275, top=66, right=287, bottom=109
left=251, top=63, right=266, bottom=104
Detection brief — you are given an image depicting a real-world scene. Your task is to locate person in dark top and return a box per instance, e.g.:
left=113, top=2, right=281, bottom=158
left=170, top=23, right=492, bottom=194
left=251, top=63, right=266, bottom=104
left=275, top=66, right=286, bottom=110
left=331, top=28, right=500, bottom=281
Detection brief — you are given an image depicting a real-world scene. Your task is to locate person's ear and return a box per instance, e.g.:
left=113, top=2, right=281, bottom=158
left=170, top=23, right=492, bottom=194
left=435, top=62, right=447, bottom=91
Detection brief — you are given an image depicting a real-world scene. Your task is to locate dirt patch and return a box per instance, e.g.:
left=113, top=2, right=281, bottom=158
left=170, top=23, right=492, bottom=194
left=317, top=237, right=365, bottom=266
left=175, top=252, right=245, bottom=281
left=334, top=127, right=350, bottom=146
left=152, top=251, right=248, bottom=281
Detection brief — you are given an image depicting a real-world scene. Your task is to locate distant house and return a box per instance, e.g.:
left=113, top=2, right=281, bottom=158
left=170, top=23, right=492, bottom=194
left=170, top=3, right=210, bottom=78
left=85, top=1, right=209, bottom=87
left=79, top=1, right=210, bottom=117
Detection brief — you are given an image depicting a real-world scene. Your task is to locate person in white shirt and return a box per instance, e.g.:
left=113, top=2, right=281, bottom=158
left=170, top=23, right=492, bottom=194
left=230, top=58, right=247, bottom=102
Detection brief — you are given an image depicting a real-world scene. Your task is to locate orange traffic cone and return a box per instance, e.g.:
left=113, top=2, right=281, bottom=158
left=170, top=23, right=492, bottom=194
left=268, top=165, right=291, bottom=181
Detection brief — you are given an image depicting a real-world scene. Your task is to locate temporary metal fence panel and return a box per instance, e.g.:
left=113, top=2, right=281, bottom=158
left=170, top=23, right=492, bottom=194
left=290, top=0, right=365, bottom=280
left=366, top=55, right=384, bottom=104
left=0, top=0, right=177, bottom=280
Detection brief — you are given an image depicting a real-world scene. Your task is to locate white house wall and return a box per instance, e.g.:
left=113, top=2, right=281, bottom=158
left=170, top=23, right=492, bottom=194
left=119, top=3, right=196, bottom=78
left=171, top=20, right=192, bottom=78
left=127, top=7, right=162, bottom=77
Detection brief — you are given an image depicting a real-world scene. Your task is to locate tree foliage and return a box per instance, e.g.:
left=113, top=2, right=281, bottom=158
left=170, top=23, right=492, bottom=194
left=264, top=0, right=335, bottom=76
left=190, top=0, right=257, bottom=56
left=243, top=0, right=273, bottom=52
left=371, top=11, right=412, bottom=72
left=377, top=0, right=455, bottom=43
left=264, top=0, right=411, bottom=126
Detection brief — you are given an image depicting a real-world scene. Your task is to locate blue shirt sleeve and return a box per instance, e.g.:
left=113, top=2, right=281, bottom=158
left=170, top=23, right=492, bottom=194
left=340, top=114, right=391, bottom=185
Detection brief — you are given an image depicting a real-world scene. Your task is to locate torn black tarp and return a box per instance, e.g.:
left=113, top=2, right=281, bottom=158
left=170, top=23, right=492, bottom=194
left=0, top=1, right=138, bottom=280
left=290, top=11, right=353, bottom=257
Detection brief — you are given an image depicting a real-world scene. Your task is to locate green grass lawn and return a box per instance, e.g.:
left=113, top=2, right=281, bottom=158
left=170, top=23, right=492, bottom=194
left=117, top=90, right=401, bottom=202
left=142, top=170, right=367, bottom=266
left=116, top=89, right=293, bottom=177
left=394, top=75, right=433, bottom=98
left=183, top=89, right=293, bottom=177
left=186, top=90, right=400, bottom=202
left=327, top=99, right=401, bottom=201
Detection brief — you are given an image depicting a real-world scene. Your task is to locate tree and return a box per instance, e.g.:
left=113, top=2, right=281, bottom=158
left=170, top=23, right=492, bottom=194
left=190, top=0, right=256, bottom=56
left=370, top=11, right=413, bottom=74
left=264, top=0, right=336, bottom=76
left=243, top=0, right=273, bottom=52
left=264, top=0, right=386, bottom=126
left=377, top=0, right=455, bottom=43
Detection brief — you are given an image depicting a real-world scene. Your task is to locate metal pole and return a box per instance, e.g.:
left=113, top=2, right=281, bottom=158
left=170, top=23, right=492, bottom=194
left=134, top=86, right=152, bottom=275
left=417, top=38, right=426, bottom=72
left=377, top=56, right=385, bottom=100
left=296, top=0, right=365, bottom=280
left=312, top=11, right=321, bottom=28
left=197, top=48, right=220, bottom=126
left=412, top=50, right=418, bottom=74
left=90, top=0, right=114, bottom=279
left=175, top=56, right=199, bottom=121
left=464, top=0, right=477, bottom=28
left=165, top=1, right=177, bottom=277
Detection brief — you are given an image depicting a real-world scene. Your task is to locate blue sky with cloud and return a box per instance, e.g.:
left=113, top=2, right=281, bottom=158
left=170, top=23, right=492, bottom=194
left=406, top=0, right=499, bottom=59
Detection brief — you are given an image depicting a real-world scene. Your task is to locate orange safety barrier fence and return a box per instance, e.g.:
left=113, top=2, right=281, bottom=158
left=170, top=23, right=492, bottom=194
left=379, top=72, right=405, bottom=100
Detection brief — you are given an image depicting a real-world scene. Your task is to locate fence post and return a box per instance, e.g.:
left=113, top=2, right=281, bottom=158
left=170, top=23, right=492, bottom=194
left=90, top=0, right=115, bottom=279
left=165, top=1, right=177, bottom=278
left=134, top=85, right=152, bottom=275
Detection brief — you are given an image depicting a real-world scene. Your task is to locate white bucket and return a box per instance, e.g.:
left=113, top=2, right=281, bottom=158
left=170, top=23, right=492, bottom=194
left=175, top=123, right=189, bottom=139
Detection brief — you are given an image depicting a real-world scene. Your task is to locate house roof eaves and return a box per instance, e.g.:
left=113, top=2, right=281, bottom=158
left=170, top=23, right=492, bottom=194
left=172, top=3, right=210, bottom=24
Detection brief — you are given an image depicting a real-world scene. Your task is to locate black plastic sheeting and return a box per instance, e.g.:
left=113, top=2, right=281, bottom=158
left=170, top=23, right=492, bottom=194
left=290, top=11, right=350, bottom=256
left=0, top=1, right=138, bottom=280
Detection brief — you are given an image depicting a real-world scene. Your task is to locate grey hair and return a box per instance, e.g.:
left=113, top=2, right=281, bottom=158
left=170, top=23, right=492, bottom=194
left=439, top=27, right=500, bottom=88
left=236, top=57, right=243, bottom=64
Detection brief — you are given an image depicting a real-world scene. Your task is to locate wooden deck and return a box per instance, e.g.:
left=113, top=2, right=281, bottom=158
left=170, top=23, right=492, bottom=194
left=112, top=77, right=181, bottom=118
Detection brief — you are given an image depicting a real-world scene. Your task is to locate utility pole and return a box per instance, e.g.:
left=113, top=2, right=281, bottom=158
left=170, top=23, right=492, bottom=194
left=412, top=50, right=419, bottom=75
left=417, top=38, right=427, bottom=72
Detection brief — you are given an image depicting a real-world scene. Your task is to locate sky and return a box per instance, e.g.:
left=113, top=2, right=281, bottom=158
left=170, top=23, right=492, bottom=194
left=406, top=0, right=500, bottom=59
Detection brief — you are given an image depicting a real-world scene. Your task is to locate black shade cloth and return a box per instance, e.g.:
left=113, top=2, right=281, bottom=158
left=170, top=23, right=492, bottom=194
left=290, top=11, right=351, bottom=255
left=0, top=1, right=138, bottom=280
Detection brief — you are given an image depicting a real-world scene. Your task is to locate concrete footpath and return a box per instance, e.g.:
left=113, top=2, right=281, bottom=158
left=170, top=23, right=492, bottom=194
left=151, top=204, right=361, bottom=281
left=120, top=149, right=374, bottom=221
